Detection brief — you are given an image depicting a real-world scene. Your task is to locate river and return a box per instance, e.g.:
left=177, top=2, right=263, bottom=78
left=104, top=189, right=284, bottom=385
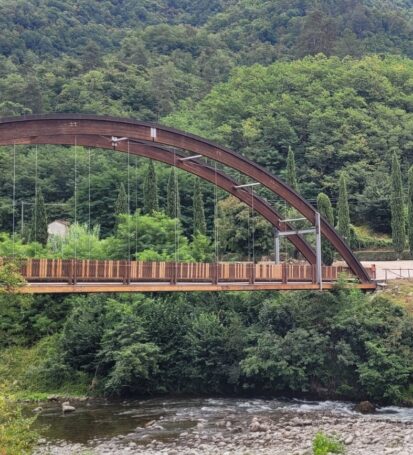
left=33, top=397, right=413, bottom=454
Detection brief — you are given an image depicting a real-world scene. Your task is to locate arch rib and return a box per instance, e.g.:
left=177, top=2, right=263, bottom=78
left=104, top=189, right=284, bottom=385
left=0, top=114, right=370, bottom=282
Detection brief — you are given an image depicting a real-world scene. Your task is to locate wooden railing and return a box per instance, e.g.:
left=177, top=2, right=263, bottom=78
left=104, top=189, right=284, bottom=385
left=0, top=258, right=363, bottom=285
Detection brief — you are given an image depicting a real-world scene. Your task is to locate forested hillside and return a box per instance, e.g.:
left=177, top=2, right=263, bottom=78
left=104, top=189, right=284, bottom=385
left=1, top=0, right=413, bottom=119
left=1, top=0, right=413, bottom=244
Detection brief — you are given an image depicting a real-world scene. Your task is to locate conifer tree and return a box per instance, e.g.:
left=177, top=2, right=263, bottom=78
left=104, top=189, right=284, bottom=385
left=337, top=173, right=351, bottom=243
left=391, top=152, right=406, bottom=254
left=30, top=186, right=48, bottom=245
left=408, top=166, right=413, bottom=254
left=115, top=183, right=128, bottom=218
left=286, top=146, right=298, bottom=191
left=193, top=178, right=206, bottom=235
left=143, top=160, right=159, bottom=214
left=317, top=192, right=334, bottom=265
left=166, top=168, right=181, bottom=219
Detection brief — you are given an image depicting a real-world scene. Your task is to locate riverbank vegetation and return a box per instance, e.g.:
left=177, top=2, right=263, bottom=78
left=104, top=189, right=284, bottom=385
left=1, top=257, right=413, bottom=406
left=0, top=388, right=39, bottom=455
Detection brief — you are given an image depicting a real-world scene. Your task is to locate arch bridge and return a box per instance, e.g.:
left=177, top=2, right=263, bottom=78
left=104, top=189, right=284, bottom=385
left=0, top=114, right=376, bottom=293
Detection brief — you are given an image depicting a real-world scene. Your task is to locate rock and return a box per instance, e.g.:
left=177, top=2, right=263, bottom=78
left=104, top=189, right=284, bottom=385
left=145, top=419, right=156, bottom=428
left=355, top=400, right=376, bottom=414
left=33, top=406, right=43, bottom=413
left=249, top=417, right=269, bottom=432
left=344, top=434, right=354, bottom=445
left=62, top=401, right=76, bottom=413
left=47, top=395, right=59, bottom=401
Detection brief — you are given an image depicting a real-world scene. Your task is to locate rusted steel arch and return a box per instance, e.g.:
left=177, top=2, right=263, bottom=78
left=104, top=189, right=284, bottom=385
left=0, top=114, right=370, bottom=282
left=9, top=133, right=317, bottom=264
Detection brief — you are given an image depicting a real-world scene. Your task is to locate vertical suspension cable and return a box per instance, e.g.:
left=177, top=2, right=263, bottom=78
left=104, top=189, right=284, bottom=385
left=88, top=147, right=91, bottom=260
left=12, top=143, right=16, bottom=258
left=135, top=155, right=138, bottom=258
left=127, top=141, right=131, bottom=264
left=173, top=150, right=178, bottom=265
left=247, top=192, right=251, bottom=262
left=284, top=200, right=288, bottom=262
left=214, top=162, right=219, bottom=264
left=251, top=188, right=255, bottom=265
left=34, top=146, right=38, bottom=256
left=74, top=137, right=77, bottom=262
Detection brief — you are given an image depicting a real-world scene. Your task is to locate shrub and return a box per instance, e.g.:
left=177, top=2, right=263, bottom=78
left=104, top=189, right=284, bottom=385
left=313, top=432, right=344, bottom=455
left=0, top=388, right=39, bottom=455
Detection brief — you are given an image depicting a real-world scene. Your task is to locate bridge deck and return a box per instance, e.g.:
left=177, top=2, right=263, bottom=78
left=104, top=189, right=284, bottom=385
left=3, top=258, right=376, bottom=293
left=20, top=282, right=377, bottom=293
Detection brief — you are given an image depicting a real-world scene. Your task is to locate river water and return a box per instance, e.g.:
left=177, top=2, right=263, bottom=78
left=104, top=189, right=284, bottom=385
left=33, top=397, right=413, bottom=454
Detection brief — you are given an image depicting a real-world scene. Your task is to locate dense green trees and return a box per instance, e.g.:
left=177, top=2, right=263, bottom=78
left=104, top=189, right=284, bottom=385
left=408, top=166, right=413, bottom=255
left=114, top=183, right=128, bottom=220
left=3, top=284, right=412, bottom=403
left=286, top=146, right=299, bottom=192
left=317, top=193, right=335, bottom=265
left=337, top=174, right=351, bottom=244
left=390, top=152, right=406, bottom=255
left=143, top=160, right=159, bottom=214
left=166, top=55, right=413, bottom=234
left=30, top=187, right=48, bottom=246
left=166, top=168, right=181, bottom=219
left=193, top=178, right=206, bottom=235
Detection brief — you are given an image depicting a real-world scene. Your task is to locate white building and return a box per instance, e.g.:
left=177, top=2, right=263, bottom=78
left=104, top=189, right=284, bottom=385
left=48, top=220, right=70, bottom=238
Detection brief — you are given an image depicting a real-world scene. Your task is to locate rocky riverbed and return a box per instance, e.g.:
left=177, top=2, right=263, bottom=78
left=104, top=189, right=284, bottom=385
left=33, top=398, right=413, bottom=454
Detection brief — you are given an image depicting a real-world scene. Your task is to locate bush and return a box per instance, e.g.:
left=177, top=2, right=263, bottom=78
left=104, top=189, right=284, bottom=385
left=0, top=388, right=39, bottom=455
left=313, top=432, right=344, bottom=455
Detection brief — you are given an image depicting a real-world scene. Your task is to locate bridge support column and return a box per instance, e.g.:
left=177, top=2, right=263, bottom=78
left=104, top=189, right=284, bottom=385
left=212, top=263, right=219, bottom=285
left=249, top=263, right=255, bottom=284
left=274, top=228, right=280, bottom=264
left=170, top=262, right=177, bottom=285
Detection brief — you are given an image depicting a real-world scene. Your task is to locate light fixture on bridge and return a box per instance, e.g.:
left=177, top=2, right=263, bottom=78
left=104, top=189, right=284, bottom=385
left=233, top=182, right=261, bottom=189
left=179, top=154, right=203, bottom=161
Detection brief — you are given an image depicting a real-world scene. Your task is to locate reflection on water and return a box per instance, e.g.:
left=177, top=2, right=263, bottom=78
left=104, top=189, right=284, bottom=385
left=33, top=397, right=413, bottom=445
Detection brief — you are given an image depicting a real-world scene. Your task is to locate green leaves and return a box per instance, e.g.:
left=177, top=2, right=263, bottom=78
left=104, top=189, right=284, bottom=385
left=390, top=152, right=406, bottom=255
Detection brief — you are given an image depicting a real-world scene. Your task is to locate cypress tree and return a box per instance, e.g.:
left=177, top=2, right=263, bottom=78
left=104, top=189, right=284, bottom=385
left=193, top=178, right=206, bottom=235
left=317, top=192, right=334, bottom=265
left=337, top=173, right=351, bottom=243
left=286, top=146, right=298, bottom=191
left=408, top=166, right=413, bottom=254
left=143, top=160, right=159, bottom=214
left=115, top=183, right=128, bottom=218
left=391, top=152, right=406, bottom=254
left=166, top=168, right=181, bottom=219
left=30, top=186, right=48, bottom=245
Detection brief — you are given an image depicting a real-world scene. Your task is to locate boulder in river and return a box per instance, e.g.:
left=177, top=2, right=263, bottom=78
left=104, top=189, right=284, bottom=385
left=249, top=416, right=270, bottom=432
left=62, top=401, right=76, bottom=413
left=355, top=400, right=376, bottom=414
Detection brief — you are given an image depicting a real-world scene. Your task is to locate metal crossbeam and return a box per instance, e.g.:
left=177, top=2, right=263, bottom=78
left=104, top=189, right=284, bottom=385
left=280, top=217, right=307, bottom=223
left=179, top=154, right=202, bottom=161
left=278, top=228, right=315, bottom=237
left=234, top=182, right=261, bottom=189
